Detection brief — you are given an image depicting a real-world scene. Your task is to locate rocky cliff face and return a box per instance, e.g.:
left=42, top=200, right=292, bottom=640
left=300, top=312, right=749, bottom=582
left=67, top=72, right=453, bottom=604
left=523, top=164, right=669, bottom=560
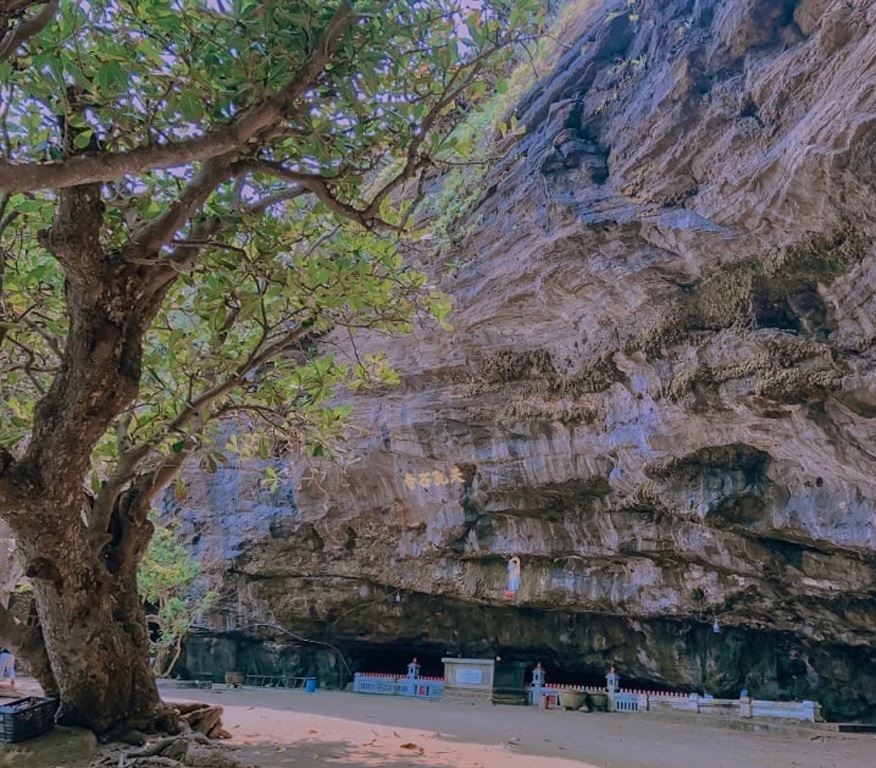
left=171, top=0, right=876, bottom=720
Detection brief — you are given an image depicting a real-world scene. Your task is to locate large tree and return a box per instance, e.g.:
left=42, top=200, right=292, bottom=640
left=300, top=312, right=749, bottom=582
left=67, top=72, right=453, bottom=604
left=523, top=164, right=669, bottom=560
left=0, top=0, right=540, bottom=733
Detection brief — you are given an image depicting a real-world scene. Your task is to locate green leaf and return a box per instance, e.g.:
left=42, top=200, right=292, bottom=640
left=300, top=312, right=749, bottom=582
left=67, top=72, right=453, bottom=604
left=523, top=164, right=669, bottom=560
left=200, top=453, right=218, bottom=474
left=73, top=129, right=94, bottom=150
left=178, top=90, right=204, bottom=122
left=95, top=61, right=126, bottom=94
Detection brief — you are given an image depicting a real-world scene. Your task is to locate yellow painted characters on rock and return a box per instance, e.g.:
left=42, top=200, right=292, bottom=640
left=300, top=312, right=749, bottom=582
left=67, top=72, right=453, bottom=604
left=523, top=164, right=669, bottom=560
left=403, top=467, right=464, bottom=489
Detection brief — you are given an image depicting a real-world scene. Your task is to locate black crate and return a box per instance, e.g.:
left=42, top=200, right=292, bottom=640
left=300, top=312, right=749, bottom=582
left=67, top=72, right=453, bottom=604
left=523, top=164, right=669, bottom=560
left=0, top=696, right=58, bottom=743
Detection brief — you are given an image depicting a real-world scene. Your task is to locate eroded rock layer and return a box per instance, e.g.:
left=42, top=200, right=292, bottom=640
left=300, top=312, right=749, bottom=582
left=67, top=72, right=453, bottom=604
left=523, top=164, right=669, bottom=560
left=172, top=0, right=876, bottom=721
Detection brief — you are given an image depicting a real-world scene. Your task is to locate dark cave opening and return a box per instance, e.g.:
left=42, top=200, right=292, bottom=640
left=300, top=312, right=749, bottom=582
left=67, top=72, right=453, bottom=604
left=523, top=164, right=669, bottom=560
left=348, top=646, right=446, bottom=679
left=347, top=643, right=685, bottom=693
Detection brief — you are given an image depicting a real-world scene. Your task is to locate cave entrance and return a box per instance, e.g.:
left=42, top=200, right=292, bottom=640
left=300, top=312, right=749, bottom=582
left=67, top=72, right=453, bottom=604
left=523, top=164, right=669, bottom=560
left=351, top=646, right=445, bottom=679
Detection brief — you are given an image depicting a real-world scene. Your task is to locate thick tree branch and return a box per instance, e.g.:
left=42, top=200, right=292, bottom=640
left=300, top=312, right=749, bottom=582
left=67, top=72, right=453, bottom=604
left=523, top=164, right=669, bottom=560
left=126, top=157, right=233, bottom=257
left=246, top=185, right=309, bottom=215
left=0, top=0, right=57, bottom=61
left=0, top=195, right=19, bottom=237
left=0, top=1, right=357, bottom=193
left=133, top=449, right=190, bottom=509
left=88, top=450, right=146, bottom=552
left=24, top=183, right=159, bottom=502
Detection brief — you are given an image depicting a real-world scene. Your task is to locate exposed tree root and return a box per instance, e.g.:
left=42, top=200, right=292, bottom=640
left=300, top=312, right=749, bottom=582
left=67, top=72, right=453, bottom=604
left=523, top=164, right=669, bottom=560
left=88, top=703, right=242, bottom=768
left=174, top=701, right=232, bottom=740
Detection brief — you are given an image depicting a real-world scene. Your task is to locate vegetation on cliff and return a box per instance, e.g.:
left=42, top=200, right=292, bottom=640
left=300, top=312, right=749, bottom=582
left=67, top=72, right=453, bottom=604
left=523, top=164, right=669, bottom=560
left=139, top=518, right=217, bottom=678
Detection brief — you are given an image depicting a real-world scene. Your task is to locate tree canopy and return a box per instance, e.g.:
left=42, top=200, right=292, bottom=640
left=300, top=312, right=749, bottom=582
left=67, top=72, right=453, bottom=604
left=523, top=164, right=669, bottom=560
left=0, top=0, right=542, bottom=480
left=0, top=0, right=542, bottom=734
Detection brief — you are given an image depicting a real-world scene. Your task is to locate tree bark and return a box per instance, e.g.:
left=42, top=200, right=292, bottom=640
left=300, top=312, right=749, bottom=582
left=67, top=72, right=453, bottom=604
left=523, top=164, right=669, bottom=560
left=8, top=466, right=169, bottom=732
left=21, top=535, right=161, bottom=730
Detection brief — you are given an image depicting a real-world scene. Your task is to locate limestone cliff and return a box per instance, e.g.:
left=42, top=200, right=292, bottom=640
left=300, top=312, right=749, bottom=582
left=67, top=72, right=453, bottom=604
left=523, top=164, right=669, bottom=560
left=171, top=0, right=876, bottom=721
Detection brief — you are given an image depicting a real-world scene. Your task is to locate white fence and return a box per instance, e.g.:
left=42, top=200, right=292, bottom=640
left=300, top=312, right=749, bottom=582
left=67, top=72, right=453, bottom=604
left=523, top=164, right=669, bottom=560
left=628, top=690, right=822, bottom=722
left=352, top=673, right=444, bottom=699
left=353, top=672, right=822, bottom=723
left=613, top=691, right=643, bottom=712
left=527, top=684, right=822, bottom=722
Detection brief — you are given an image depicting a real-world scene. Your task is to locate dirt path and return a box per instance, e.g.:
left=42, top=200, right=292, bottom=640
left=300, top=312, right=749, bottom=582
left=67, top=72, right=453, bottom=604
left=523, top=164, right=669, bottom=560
left=163, top=685, right=873, bottom=768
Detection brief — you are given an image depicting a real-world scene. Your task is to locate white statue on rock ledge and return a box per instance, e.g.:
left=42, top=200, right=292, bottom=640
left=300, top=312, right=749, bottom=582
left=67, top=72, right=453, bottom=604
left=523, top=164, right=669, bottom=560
left=503, top=556, right=521, bottom=599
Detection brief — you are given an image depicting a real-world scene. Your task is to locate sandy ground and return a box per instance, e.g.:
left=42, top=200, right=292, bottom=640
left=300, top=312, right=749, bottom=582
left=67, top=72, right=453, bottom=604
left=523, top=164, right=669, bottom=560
left=163, top=684, right=874, bottom=768
left=3, top=679, right=874, bottom=768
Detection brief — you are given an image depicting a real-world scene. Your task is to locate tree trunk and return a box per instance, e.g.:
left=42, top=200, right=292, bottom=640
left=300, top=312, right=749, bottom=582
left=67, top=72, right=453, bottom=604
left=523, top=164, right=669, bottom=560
left=0, top=182, right=180, bottom=733
left=15, top=497, right=166, bottom=733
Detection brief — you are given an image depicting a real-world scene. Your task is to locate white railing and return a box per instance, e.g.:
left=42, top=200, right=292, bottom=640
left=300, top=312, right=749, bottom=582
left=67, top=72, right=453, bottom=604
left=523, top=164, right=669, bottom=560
left=352, top=673, right=444, bottom=699
left=613, top=692, right=641, bottom=712
left=353, top=672, right=822, bottom=722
